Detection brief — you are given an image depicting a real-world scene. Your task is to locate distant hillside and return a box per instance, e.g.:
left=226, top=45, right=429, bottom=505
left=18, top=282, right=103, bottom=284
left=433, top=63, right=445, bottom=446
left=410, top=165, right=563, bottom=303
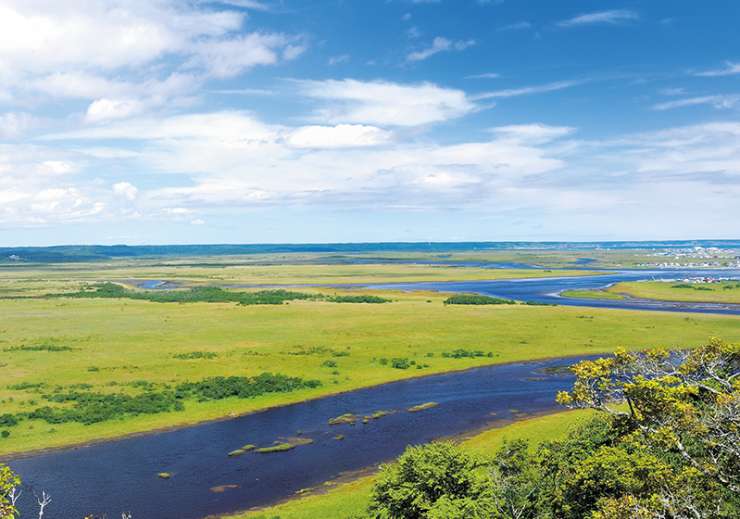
left=0, top=240, right=738, bottom=264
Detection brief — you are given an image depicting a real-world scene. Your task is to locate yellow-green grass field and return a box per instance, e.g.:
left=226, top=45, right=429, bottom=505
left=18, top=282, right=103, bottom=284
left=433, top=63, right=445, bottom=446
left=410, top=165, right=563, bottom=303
left=0, top=263, right=603, bottom=298
left=559, top=289, right=625, bottom=300
left=607, top=280, right=740, bottom=304
left=1, top=282, right=738, bottom=457
left=233, top=409, right=595, bottom=519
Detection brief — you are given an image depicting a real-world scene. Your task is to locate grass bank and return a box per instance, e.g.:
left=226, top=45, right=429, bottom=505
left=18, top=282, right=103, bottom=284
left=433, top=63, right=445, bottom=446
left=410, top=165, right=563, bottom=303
left=608, top=280, right=740, bottom=304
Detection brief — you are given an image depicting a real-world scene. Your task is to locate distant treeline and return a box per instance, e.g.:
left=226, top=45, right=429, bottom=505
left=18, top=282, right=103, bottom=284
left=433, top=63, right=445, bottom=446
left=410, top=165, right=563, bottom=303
left=3, top=240, right=739, bottom=263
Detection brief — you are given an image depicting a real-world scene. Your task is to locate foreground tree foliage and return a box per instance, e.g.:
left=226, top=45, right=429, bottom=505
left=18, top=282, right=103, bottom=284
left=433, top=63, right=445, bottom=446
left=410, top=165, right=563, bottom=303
left=369, top=338, right=739, bottom=518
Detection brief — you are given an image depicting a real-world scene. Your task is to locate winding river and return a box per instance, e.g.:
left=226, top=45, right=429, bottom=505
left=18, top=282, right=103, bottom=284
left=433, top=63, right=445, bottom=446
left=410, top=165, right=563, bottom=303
left=7, top=268, right=739, bottom=518
left=368, top=269, right=740, bottom=315
left=8, top=357, right=589, bottom=519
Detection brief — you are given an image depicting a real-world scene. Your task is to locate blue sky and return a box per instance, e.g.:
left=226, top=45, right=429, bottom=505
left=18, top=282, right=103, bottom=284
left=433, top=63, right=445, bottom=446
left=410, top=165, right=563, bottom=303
left=1, top=0, right=739, bottom=246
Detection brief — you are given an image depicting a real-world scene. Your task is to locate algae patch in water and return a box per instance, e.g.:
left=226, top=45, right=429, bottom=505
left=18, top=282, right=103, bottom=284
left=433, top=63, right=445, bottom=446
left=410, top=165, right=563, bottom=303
left=256, top=437, right=313, bottom=454
left=408, top=402, right=439, bottom=413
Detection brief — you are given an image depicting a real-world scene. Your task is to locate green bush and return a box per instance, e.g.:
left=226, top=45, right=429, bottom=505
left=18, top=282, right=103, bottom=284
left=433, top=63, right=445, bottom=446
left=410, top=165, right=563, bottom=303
left=443, top=294, right=515, bottom=305
left=370, top=442, right=495, bottom=518
left=327, top=295, right=391, bottom=304
left=57, top=283, right=316, bottom=306
left=175, top=373, right=321, bottom=402
left=390, top=358, right=412, bottom=369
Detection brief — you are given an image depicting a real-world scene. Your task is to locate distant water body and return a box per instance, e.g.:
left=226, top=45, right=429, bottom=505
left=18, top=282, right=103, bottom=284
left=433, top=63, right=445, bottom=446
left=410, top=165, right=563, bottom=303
left=367, top=269, right=740, bottom=316
left=1, top=240, right=739, bottom=263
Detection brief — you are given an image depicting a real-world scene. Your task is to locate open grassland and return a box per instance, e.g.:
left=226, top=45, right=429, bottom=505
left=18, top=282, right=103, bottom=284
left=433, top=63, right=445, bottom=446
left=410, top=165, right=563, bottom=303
left=559, top=288, right=625, bottom=301
left=608, top=280, right=740, bottom=304
left=234, top=410, right=595, bottom=519
left=0, top=281, right=738, bottom=457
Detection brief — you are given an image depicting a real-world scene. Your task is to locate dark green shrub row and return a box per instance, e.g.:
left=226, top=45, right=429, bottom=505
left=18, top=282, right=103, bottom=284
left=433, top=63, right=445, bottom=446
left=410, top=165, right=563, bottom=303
left=443, top=294, right=515, bottom=305
left=326, top=295, right=391, bottom=304
left=173, top=351, right=218, bottom=360
left=441, top=349, right=494, bottom=359
left=57, top=283, right=316, bottom=305
left=28, top=391, right=183, bottom=425
left=0, top=414, right=18, bottom=427
left=175, top=373, right=321, bottom=402
left=3, top=343, right=74, bottom=352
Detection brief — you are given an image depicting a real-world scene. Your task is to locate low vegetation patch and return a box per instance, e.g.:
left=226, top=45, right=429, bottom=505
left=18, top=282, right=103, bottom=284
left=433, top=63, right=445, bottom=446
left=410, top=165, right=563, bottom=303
left=58, top=283, right=317, bottom=305
left=256, top=437, right=313, bottom=454
left=173, top=351, right=218, bottom=360
left=329, top=413, right=358, bottom=426
left=326, top=295, right=391, bottom=304
left=3, top=373, right=320, bottom=427
left=3, top=343, right=74, bottom=352
left=441, top=348, right=493, bottom=359
left=407, top=402, right=438, bottom=413
left=443, top=294, right=515, bottom=305
left=175, top=373, right=321, bottom=402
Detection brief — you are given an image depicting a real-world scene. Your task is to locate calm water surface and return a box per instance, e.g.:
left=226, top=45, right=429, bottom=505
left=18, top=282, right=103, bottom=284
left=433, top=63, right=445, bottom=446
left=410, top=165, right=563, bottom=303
left=368, top=269, right=740, bottom=315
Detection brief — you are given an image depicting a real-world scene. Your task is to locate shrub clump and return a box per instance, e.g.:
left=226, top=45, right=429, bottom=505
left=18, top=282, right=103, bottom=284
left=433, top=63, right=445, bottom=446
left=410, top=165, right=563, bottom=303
left=58, top=283, right=316, bottom=306
left=173, top=351, right=218, bottom=360
left=175, top=373, right=320, bottom=402
left=326, top=295, right=391, bottom=304
left=28, top=391, right=183, bottom=425
left=441, top=349, right=494, bottom=359
left=443, top=294, right=515, bottom=305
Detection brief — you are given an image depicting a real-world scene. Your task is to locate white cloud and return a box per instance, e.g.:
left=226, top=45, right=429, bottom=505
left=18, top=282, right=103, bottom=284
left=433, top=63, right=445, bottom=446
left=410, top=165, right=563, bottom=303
left=85, top=98, right=144, bottom=123
left=188, top=33, right=300, bottom=78
left=0, top=1, right=242, bottom=72
left=490, top=124, right=575, bottom=143
left=287, top=125, right=392, bottom=149
left=694, top=61, right=740, bottom=77
left=203, top=0, right=270, bottom=10
left=0, top=1, right=305, bottom=118
left=296, top=79, right=477, bottom=126
left=466, top=72, right=501, bottom=79
left=474, top=80, right=582, bottom=100
left=113, top=182, right=139, bottom=201
left=558, top=10, right=638, bottom=28
left=407, top=37, right=475, bottom=62
left=652, top=95, right=740, bottom=111
left=0, top=112, right=36, bottom=138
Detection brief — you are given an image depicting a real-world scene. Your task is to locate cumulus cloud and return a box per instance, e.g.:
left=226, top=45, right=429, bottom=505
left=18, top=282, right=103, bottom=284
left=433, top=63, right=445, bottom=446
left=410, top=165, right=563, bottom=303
left=0, top=1, right=305, bottom=121
left=113, top=182, right=139, bottom=201
left=295, top=79, right=477, bottom=126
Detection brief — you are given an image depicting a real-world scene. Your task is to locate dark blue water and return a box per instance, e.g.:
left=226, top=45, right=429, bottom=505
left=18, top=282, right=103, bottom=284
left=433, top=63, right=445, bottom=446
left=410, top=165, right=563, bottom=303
left=368, top=269, right=740, bottom=315
left=7, top=358, right=589, bottom=519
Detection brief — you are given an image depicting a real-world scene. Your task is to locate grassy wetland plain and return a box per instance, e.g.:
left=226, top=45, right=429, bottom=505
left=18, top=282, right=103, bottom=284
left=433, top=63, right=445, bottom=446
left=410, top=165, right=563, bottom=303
left=1, top=253, right=738, bottom=458
left=1, top=247, right=739, bottom=519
